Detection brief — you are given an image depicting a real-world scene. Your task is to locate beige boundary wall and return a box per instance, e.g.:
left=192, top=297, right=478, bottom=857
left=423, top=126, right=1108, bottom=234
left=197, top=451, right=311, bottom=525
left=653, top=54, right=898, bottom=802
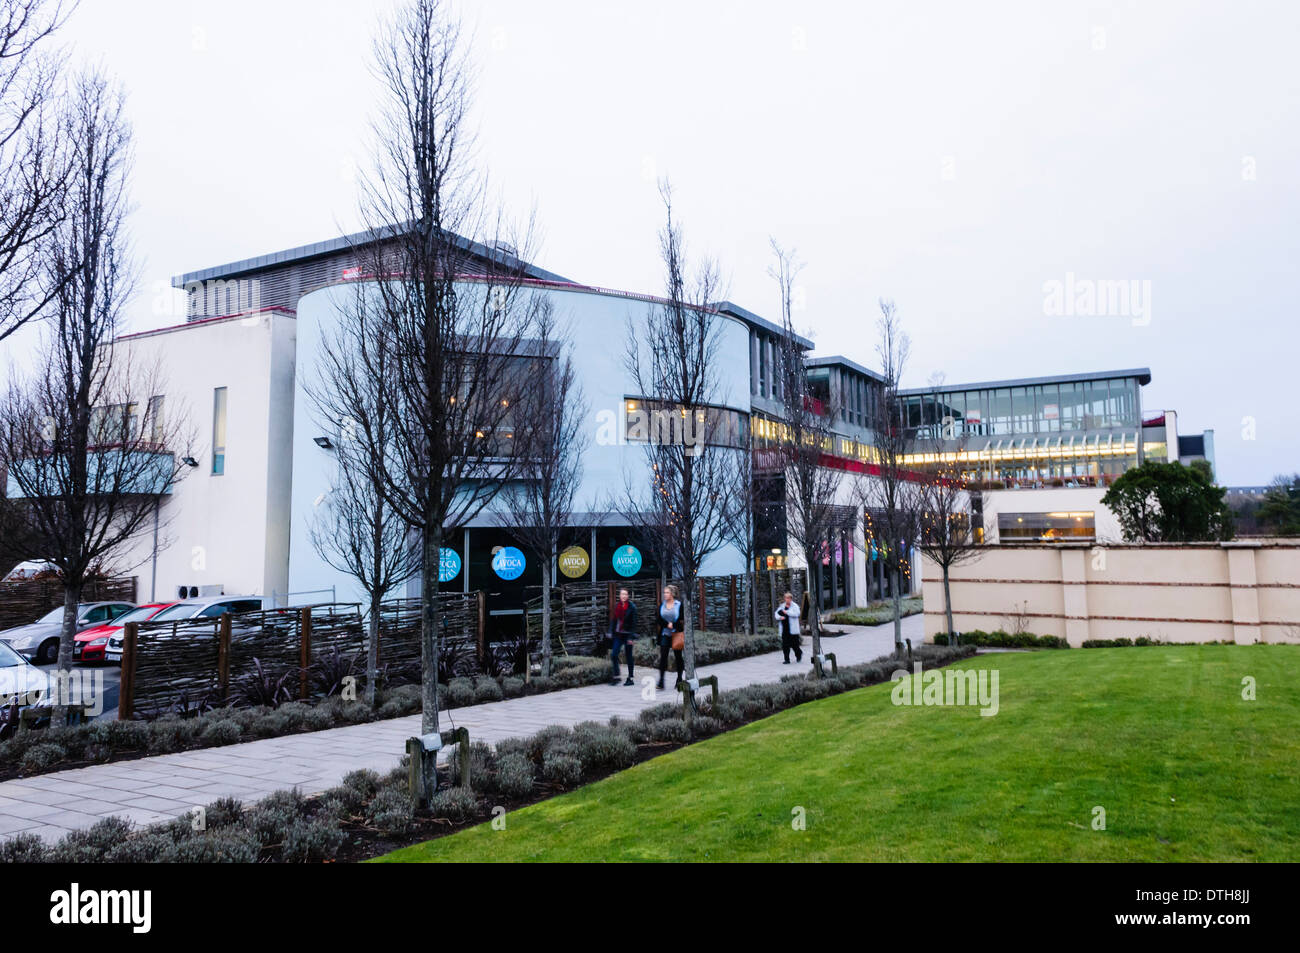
left=921, top=540, right=1300, bottom=646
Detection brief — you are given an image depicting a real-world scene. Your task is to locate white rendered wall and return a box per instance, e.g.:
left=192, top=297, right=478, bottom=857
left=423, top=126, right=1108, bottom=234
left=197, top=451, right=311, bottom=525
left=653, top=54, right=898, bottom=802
left=109, top=312, right=295, bottom=603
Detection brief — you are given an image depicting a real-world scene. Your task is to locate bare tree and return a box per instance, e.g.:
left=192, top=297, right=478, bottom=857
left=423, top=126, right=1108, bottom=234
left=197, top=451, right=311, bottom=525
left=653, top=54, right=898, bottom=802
left=856, top=299, right=922, bottom=656
left=622, top=181, right=737, bottom=681
left=495, top=299, right=587, bottom=678
left=0, top=70, right=192, bottom=710
left=305, top=286, right=418, bottom=709
left=916, top=451, right=983, bottom=640
left=0, top=0, right=76, bottom=341
left=347, top=0, right=541, bottom=736
left=767, top=239, right=845, bottom=669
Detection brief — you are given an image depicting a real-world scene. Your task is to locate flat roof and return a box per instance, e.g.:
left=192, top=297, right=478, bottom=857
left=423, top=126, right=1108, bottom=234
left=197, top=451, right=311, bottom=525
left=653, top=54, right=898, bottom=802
left=806, top=354, right=884, bottom=382
left=172, top=223, right=573, bottom=287
left=900, top=367, right=1152, bottom=395
left=711, top=300, right=815, bottom=350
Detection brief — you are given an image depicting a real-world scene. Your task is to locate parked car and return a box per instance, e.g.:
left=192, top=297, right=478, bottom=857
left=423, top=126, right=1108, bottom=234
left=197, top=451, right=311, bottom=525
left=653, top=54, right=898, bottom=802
left=74, top=602, right=176, bottom=664
left=0, top=602, right=136, bottom=664
left=105, top=596, right=264, bottom=663
left=0, top=640, right=54, bottom=738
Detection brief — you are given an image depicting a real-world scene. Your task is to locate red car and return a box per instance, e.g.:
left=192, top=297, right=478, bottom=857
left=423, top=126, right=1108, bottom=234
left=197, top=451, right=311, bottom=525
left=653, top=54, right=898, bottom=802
left=73, top=603, right=175, bottom=664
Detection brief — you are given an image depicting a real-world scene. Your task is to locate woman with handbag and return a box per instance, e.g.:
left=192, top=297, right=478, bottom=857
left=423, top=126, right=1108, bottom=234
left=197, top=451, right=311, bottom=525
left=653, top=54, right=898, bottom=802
left=656, top=584, right=686, bottom=691
left=607, top=588, right=638, bottom=686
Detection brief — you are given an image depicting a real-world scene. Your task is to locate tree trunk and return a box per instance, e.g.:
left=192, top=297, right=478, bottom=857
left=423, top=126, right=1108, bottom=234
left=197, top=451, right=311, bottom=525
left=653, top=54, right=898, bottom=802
left=809, top=561, right=822, bottom=663
left=540, top=558, right=553, bottom=678
left=53, top=581, right=80, bottom=722
left=943, top=566, right=954, bottom=641
left=420, top=523, right=441, bottom=735
left=683, top=576, right=697, bottom=679
left=366, top=593, right=380, bottom=708
left=892, top=566, right=903, bottom=656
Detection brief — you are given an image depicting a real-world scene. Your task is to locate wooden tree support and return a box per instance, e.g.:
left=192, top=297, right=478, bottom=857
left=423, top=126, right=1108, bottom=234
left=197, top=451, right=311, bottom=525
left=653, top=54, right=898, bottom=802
left=811, top=652, right=839, bottom=678
left=407, top=726, right=471, bottom=810
left=677, top=674, right=719, bottom=724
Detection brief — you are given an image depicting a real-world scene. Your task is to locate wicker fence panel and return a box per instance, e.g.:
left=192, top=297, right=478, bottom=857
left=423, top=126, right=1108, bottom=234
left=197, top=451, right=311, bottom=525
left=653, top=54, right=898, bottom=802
left=131, top=616, right=222, bottom=716
left=531, top=574, right=788, bottom=653
left=375, top=593, right=480, bottom=680
left=308, top=605, right=366, bottom=663
left=227, top=608, right=301, bottom=680
left=0, top=575, right=138, bottom=630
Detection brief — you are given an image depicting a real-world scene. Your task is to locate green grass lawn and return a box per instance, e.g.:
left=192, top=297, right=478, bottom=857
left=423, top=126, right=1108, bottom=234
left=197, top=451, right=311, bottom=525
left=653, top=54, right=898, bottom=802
left=376, top=645, right=1300, bottom=862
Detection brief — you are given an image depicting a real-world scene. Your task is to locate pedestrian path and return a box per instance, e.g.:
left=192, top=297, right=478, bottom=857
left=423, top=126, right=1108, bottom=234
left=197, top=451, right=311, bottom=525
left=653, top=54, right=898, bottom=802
left=0, top=615, right=924, bottom=842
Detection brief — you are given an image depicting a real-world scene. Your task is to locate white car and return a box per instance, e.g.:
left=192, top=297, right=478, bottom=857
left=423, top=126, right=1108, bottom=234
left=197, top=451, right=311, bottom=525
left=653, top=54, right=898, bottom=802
left=0, top=641, right=54, bottom=737
left=104, top=596, right=264, bottom=662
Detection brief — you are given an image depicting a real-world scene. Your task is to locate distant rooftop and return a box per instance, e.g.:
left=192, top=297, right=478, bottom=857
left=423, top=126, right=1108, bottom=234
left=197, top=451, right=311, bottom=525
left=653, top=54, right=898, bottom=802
left=711, top=300, right=815, bottom=350
left=900, top=367, right=1152, bottom=395
left=806, top=354, right=884, bottom=382
left=172, top=223, right=573, bottom=288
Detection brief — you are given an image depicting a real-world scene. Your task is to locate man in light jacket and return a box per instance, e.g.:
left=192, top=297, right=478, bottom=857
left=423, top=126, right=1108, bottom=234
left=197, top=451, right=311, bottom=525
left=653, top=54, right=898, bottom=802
left=775, top=591, right=803, bottom=664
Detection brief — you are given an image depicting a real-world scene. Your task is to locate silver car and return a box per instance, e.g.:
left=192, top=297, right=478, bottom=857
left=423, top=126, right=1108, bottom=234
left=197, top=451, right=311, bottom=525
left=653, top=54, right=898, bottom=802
left=0, top=602, right=136, bottom=664
left=104, top=596, right=264, bottom=662
left=0, top=640, right=54, bottom=737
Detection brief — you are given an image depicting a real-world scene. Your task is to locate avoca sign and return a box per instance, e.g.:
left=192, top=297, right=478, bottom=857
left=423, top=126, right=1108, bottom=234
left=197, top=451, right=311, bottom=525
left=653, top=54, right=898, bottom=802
left=491, top=546, right=526, bottom=581
left=438, top=547, right=461, bottom=583
left=558, top=546, right=590, bottom=579
left=611, top=544, right=642, bottom=577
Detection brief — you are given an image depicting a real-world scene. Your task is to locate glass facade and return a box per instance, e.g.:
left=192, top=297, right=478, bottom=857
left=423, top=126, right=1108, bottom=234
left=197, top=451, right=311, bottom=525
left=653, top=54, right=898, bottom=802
left=900, top=375, right=1144, bottom=486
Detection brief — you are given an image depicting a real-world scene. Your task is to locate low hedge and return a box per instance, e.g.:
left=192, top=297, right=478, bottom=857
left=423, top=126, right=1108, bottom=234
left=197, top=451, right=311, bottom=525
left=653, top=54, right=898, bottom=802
left=933, top=630, right=1070, bottom=649
left=1, top=643, right=976, bottom=863
left=1079, top=637, right=1234, bottom=648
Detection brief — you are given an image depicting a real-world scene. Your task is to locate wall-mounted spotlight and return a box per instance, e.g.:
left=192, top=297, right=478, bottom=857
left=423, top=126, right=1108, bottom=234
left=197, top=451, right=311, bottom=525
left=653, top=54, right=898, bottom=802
left=314, top=436, right=334, bottom=449
left=181, top=456, right=199, bottom=467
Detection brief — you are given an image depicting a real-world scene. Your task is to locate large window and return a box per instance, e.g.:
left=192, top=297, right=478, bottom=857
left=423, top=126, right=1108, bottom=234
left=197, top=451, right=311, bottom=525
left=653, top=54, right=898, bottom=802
left=212, top=387, right=227, bottom=475
left=998, top=511, right=1095, bottom=542
left=624, top=398, right=749, bottom=449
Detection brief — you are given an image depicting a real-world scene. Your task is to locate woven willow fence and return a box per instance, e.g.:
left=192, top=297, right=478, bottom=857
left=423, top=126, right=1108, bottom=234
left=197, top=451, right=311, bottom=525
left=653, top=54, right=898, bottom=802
left=0, top=574, right=137, bottom=631
left=119, top=595, right=482, bottom=720
left=522, top=569, right=807, bottom=655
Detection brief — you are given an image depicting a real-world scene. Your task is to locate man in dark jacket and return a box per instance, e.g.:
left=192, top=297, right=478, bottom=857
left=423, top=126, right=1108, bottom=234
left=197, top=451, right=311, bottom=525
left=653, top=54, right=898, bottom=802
left=608, top=588, right=637, bottom=686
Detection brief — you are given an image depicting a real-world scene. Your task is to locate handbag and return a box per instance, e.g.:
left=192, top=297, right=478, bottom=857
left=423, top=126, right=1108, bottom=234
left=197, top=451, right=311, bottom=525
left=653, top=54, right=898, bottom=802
left=671, top=631, right=684, bottom=652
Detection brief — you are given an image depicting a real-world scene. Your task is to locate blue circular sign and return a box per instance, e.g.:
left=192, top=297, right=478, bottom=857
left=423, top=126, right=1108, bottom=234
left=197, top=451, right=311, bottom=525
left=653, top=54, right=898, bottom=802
left=438, top=547, right=461, bottom=583
left=491, top=546, right=526, bottom=581
left=612, top=544, right=643, bottom=577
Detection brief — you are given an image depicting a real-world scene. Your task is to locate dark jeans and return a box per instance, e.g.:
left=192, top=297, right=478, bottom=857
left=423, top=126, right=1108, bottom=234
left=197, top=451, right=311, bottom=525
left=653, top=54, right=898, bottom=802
left=657, top=638, right=684, bottom=684
left=610, top=635, right=634, bottom=679
left=782, top=627, right=803, bottom=663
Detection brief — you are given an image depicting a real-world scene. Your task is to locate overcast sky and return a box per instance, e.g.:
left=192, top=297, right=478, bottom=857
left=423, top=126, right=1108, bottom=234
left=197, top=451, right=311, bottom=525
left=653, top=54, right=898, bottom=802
left=9, top=0, right=1297, bottom=484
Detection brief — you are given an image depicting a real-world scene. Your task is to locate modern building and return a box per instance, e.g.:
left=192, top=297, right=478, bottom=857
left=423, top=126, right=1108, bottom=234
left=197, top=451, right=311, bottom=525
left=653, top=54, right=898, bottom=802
left=100, top=229, right=1214, bottom=627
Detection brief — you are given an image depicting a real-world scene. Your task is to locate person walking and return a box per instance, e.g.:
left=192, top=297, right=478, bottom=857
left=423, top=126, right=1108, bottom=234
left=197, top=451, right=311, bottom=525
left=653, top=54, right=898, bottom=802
left=776, top=591, right=803, bottom=664
left=608, top=587, right=637, bottom=686
left=656, top=584, right=685, bottom=690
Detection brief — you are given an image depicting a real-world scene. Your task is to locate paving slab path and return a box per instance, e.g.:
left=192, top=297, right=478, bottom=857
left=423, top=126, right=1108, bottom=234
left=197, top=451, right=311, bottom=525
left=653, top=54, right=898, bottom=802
left=0, top=614, right=924, bottom=843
